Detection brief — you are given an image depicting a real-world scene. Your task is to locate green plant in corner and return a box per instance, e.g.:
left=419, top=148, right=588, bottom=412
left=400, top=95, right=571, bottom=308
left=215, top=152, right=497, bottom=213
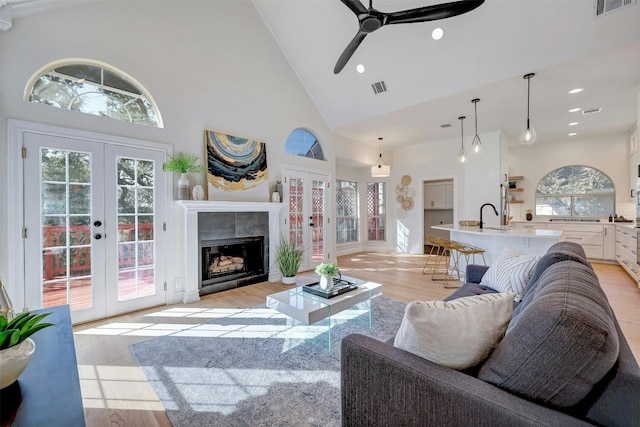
left=162, top=151, right=206, bottom=174
left=275, top=237, right=303, bottom=278
left=315, top=262, right=339, bottom=277
left=0, top=312, right=54, bottom=350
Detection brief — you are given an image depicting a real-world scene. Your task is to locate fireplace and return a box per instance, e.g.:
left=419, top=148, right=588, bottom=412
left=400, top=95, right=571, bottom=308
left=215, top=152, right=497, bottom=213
left=200, top=236, right=266, bottom=295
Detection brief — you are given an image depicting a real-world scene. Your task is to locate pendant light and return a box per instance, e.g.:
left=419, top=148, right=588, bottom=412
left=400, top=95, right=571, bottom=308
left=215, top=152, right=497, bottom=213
left=519, top=73, right=537, bottom=145
left=371, top=137, right=390, bottom=177
left=471, top=98, right=483, bottom=154
left=458, top=116, right=468, bottom=164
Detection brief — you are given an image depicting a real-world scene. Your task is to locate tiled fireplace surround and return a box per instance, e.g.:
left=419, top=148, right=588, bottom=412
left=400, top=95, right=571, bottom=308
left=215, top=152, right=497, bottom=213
left=177, top=201, right=284, bottom=303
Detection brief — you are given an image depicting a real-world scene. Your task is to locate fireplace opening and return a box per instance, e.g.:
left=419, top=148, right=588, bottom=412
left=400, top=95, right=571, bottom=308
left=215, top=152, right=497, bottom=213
left=200, top=236, right=266, bottom=295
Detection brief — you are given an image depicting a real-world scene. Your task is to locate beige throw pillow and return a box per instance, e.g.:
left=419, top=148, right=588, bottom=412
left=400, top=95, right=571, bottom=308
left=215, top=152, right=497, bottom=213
left=480, top=248, right=541, bottom=297
left=393, top=293, right=515, bottom=370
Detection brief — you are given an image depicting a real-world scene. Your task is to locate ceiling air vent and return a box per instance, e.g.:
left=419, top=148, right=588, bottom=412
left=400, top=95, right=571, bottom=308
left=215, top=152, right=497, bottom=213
left=594, top=0, right=636, bottom=17
left=582, top=107, right=602, bottom=115
left=371, top=80, right=387, bottom=94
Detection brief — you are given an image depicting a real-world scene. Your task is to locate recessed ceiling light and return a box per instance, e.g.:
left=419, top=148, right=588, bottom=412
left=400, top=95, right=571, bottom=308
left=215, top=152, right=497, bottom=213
left=569, top=122, right=579, bottom=126
left=432, top=28, right=444, bottom=40
left=568, top=88, right=583, bottom=94
left=356, top=64, right=365, bottom=73
left=568, top=107, right=581, bottom=113
left=568, top=133, right=577, bottom=136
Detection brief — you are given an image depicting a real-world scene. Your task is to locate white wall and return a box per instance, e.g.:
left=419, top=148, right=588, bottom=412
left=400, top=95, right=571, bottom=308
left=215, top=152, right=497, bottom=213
left=509, top=132, right=631, bottom=219
left=0, top=2, right=379, bottom=301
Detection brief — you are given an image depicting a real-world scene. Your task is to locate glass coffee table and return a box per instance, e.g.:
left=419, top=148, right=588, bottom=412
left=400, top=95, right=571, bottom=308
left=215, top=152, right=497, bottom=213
left=266, top=277, right=382, bottom=350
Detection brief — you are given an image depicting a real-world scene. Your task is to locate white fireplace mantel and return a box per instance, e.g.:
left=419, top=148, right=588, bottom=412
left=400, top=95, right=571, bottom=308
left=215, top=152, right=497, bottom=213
left=176, top=200, right=284, bottom=303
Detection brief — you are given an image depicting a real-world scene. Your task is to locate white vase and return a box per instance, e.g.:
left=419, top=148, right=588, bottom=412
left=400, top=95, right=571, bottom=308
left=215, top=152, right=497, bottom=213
left=0, top=338, right=36, bottom=389
left=177, top=173, right=190, bottom=200
left=281, top=276, right=297, bottom=285
left=319, top=275, right=334, bottom=291
left=192, top=185, right=205, bottom=201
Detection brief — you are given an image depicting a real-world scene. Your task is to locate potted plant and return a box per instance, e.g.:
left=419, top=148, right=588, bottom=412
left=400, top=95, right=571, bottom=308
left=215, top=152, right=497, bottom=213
left=0, top=311, right=54, bottom=389
left=315, top=262, right=340, bottom=291
left=163, top=152, right=206, bottom=200
left=275, top=237, right=303, bottom=285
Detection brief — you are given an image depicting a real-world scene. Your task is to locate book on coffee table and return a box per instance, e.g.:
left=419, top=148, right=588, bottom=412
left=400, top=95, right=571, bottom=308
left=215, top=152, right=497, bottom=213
left=302, top=278, right=358, bottom=299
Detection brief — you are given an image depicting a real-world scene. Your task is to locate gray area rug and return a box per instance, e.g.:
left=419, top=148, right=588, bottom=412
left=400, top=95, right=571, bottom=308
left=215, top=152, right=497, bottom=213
left=129, top=295, right=405, bottom=427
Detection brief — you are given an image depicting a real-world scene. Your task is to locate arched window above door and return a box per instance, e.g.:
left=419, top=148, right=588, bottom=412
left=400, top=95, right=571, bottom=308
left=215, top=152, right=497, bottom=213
left=285, top=128, right=325, bottom=160
left=25, top=59, right=163, bottom=127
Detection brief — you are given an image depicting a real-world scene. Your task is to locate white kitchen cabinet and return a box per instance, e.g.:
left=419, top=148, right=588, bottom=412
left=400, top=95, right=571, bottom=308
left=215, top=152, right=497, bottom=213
left=615, top=225, right=639, bottom=286
left=424, top=182, right=453, bottom=209
left=603, top=225, right=616, bottom=261
left=547, top=223, right=604, bottom=259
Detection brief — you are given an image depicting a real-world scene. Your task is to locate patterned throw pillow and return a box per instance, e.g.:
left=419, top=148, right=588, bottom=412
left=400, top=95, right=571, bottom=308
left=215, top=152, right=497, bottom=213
left=393, top=293, right=514, bottom=370
left=480, top=248, right=541, bottom=297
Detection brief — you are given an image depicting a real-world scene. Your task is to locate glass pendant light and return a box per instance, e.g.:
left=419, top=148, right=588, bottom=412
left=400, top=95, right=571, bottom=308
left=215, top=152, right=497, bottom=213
left=519, top=73, right=537, bottom=145
left=471, top=98, right=483, bottom=154
left=458, top=116, right=468, bottom=164
left=371, top=137, right=391, bottom=177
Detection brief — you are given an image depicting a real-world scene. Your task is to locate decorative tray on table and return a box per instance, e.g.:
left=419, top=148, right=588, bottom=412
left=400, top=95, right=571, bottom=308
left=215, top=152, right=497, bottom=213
left=302, top=278, right=358, bottom=299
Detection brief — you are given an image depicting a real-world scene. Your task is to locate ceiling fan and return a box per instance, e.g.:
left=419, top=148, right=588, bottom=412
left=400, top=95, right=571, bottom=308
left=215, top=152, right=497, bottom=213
left=334, top=0, right=485, bottom=74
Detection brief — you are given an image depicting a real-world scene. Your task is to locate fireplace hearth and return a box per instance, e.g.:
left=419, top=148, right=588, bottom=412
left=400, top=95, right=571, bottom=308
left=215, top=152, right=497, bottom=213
left=200, top=236, right=266, bottom=295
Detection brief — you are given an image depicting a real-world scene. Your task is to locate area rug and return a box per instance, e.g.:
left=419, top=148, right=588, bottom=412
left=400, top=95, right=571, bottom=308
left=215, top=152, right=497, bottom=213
left=129, top=295, right=405, bottom=427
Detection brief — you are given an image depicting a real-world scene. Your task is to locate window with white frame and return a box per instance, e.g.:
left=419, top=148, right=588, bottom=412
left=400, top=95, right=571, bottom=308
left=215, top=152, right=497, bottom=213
left=336, top=180, right=359, bottom=244
left=284, top=128, right=325, bottom=160
left=367, top=182, right=386, bottom=241
left=535, top=165, right=614, bottom=217
left=27, top=59, right=162, bottom=127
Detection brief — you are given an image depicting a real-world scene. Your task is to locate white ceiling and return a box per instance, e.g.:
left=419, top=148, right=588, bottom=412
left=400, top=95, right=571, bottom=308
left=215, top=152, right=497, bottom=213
left=5, top=0, right=640, bottom=149
left=254, top=0, right=640, bottom=148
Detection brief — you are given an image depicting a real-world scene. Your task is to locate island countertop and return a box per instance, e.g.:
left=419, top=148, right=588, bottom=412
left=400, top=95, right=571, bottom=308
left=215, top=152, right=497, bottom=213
left=432, top=224, right=563, bottom=238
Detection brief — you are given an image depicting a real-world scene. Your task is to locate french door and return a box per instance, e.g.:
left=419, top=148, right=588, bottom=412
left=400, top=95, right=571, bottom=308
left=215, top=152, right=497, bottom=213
left=283, top=168, right=330, bottom=271
left=23, top=132, right=166, bottom=324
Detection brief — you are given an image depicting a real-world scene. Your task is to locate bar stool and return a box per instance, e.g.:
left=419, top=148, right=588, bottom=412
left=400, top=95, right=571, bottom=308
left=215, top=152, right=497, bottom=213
left=422, top=236, right=460, bottom=287
left=450, top=241, right=487, bottom=282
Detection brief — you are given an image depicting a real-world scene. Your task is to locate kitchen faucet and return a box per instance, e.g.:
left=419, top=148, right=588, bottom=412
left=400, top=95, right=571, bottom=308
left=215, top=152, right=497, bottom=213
left=479, top=203, right=499, bottom=229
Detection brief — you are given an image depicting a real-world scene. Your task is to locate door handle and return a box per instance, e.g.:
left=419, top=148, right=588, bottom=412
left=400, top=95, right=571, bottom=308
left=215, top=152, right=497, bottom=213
left=309, top=223, right=315, bottom=227
left=94, top=233, right=103, bottom=240
left=93, top=220, right=102, bottom=227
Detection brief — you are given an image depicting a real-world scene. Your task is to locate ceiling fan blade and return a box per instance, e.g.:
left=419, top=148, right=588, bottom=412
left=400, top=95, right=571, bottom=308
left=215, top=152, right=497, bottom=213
left=334, top=31, right=368, bottom=74
left=385, top=0, right=484, bottom=25
left=340, top=0, right=369, bottom=16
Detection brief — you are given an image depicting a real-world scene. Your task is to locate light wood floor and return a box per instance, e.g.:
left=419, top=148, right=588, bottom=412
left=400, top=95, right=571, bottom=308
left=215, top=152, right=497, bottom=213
left=72, top=252, right=640, bottom=427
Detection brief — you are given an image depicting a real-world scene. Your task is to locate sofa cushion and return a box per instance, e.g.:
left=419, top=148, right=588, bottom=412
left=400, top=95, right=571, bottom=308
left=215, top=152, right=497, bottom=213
left=480, top=247, right=541, bottom=297
left=478, top=260, right=619, bottom=408
left=444, top=282, right=498, bottom=301
left=394, top=292, right=514, bottom=370
left=508, top=246, right=592, bottom=333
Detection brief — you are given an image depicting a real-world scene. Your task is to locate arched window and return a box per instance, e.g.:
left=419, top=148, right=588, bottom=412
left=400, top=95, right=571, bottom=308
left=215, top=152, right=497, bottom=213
left=535, top=165, right=614, bottom=217
left=285, top=128, right=325, bottom=160
left=25, top=59, right=162, bottom=127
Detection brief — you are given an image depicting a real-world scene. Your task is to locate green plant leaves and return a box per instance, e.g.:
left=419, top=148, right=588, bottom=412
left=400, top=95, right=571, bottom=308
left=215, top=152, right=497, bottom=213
left=0, top=312, right=54, bottom=350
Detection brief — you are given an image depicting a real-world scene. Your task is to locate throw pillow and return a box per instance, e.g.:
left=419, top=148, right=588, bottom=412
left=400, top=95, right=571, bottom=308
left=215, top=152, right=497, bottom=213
left=480, top=248, right=541, bottom=297
left=393, top=292, right=514, bottom=370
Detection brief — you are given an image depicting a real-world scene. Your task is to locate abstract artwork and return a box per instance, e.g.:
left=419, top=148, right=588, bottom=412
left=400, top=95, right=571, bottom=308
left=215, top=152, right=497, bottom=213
left=204, top=130, right=269, bottom=193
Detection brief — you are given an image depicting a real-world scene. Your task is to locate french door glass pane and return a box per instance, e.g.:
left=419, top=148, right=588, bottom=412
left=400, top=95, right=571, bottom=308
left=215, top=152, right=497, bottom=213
left=289, top=178, right=304, bottom=246
left=40, top=148, right=93, bottom=311
left=116, top=157, right=156, bottom=301
left=311, top=180, right=324, bottom=261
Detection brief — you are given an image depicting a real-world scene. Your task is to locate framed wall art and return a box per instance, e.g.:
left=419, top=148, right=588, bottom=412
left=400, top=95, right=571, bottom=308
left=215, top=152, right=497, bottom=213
left=204, top=130, right=269, bottom=201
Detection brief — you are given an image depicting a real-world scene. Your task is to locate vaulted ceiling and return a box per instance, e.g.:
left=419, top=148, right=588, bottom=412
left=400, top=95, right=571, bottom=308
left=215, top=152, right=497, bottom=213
left=5, top=0, right=640, bottom=149
left=254, top=0, right=640, bottom=148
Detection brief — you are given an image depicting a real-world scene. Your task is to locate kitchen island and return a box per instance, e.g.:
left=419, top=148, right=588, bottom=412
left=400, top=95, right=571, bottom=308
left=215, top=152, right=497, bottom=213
left=432, top=224, right=563, bottom=273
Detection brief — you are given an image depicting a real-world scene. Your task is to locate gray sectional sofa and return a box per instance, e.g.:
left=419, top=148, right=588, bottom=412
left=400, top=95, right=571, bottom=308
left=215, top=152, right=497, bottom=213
left=341, top=242, right=640, bottom=426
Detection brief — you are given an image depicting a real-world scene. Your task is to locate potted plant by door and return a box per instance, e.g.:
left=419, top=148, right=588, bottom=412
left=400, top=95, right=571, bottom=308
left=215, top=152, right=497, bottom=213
left=315, top=262, right=340, bottom=291
left=275, top=237, right=303, bottom=285
left=162, top=152, right=206, bottom=200
left=0, top=311, right=54, bottom=389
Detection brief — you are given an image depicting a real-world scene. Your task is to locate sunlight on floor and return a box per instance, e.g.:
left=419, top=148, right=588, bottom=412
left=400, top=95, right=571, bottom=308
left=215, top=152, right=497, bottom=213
left=79, top=364, right=166, bottom=411
left=74, top=307, right=369, bottom=340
